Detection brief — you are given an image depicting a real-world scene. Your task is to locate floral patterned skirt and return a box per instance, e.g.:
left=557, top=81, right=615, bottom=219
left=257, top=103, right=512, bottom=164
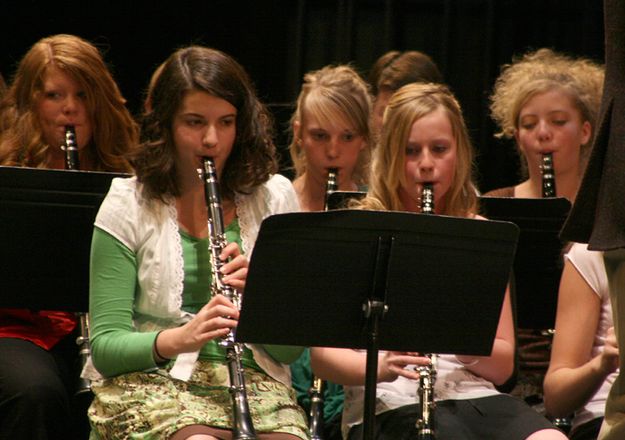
left=88, top=361, right=309, bottom=440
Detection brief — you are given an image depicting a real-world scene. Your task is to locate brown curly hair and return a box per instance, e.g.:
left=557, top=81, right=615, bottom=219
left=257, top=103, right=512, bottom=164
left=0, top=73, right=6, bottom=102
left=369, top=50, right=443, bottom=96
left=132, top=46, right=277, bottom=201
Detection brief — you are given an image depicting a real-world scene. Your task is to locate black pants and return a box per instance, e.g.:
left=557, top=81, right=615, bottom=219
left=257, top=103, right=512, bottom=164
left=0, top=335, right=92, bottom=439
left=324, top=413, right=343, bottom=440
left=569, top=417, right=603, bottom=440
left=347, top=395, right=558, bottom=440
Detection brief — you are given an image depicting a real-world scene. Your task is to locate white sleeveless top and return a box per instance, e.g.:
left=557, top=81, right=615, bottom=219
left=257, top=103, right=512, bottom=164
left=566, top=243, right=616, bottom=430
left=342, top=352, right=500, bottom=433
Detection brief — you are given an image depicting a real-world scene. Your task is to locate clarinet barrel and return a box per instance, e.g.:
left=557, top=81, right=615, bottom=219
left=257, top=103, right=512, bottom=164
left=201, top=157, right=257, bottom=440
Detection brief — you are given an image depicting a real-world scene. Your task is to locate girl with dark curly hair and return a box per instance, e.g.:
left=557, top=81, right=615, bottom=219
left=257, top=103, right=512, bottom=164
left=86, top=46, right=307, bottom=440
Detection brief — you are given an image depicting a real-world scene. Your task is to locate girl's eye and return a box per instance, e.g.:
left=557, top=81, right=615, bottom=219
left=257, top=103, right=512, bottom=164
left=552, top=119, right=567, bottom=126
left=405, top=146, right=420, bottom=156
left=186, top=118, right=204, bottom=127
left=221, top=117, right=235, bottom=127
left=311, top=132, right=328, bottom=141
left=45, top=91, right=62, bottom=100
left=342, top=133, right=355, bottom=142
left=433, top=145, right=448, bottom=154
left=521, top=123, right=536, bottom=130
left=77, top=91, right=87, bottom=100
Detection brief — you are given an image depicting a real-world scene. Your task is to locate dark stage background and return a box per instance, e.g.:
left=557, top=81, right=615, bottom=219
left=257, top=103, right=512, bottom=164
left=1, top=0, right=604, bottom=191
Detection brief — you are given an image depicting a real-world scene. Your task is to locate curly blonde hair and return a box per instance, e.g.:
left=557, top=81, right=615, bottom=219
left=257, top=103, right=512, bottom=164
left=490, top=48, right=604, bottom=155
left=0, top=34, right=137, bottom=171
left=358, top=83, right=477, bottom=218
left=289, top=65, right=372, bottom=185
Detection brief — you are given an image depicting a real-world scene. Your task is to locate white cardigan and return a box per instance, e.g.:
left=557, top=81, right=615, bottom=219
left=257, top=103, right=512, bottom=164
left=94, top=174, right=300, bottom=384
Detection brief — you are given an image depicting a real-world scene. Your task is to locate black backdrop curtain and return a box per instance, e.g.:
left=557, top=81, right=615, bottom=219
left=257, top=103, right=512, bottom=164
left=1, top=0, right=604, bottom=192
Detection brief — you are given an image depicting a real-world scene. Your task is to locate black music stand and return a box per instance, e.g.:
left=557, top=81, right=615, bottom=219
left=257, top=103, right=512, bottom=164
left=0, top=166, right=127, bottom=312
left=236, top=210, right=519, bottom=440
left=479, top=197, right=571, bottom=330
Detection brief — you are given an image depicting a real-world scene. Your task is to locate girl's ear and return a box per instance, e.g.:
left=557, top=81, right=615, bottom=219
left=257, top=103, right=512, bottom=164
left=513, top=128, right=521, bottom=150
left=292, top=120, right=301, bottom=141
left=580, top=120, right=592, bottom=146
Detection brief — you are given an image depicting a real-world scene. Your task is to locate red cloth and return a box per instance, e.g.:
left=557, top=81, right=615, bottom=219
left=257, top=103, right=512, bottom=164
left=0, top=308, right=77, bottom=350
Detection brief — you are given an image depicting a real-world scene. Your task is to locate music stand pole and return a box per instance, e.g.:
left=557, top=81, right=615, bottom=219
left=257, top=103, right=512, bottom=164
left=362, top=298, right=387, bottom=440
left=361, top=235, right=393, bottom=439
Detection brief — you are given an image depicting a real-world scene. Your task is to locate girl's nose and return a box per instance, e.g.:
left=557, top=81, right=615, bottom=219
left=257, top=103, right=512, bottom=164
left=536, top=120, right=553, bottom=142
left=419, top=149, right=435, bottom=172
left=326, top=138, right=339, bottom=159
left=202, top=125, right=218, bottom=147
left=63, top=95, right=79, bottom=114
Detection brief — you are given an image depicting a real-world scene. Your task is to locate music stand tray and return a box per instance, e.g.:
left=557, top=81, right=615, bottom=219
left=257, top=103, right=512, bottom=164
left=0, top=166, right=127, bottom=312
left=479, top=196, right=571, bottom=330
left=237, top=209, right=519, bottom=439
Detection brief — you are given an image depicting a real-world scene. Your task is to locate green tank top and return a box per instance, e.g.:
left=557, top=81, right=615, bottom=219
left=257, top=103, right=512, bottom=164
left=179, top=220, right=261, bottom=372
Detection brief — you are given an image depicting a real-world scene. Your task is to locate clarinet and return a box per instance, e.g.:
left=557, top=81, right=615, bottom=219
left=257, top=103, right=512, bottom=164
left=416, top=182, right=437, bottom=440
left=323, top=168, right=338, bottom=211
left=201, top=157, right=257, bottom=440
left=309, top=376, right=326, bottom=440
left=75, top=313, right=92, bottom=395
left=420, top=182, right=434, bottom=215
left=308, top=168, right=339, bottom=440
left=540, top=152, right=556, bottom=198
left=63, top=125, right=80, bottom=170
left=540, top=153, right=571, bottom=430
left=62, top=125, right=92, bottom=395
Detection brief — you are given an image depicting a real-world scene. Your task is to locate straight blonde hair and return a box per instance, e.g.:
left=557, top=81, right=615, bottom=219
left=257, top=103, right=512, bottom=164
left=359, top=83, right=477, bottom=217
left=289, top=65, right=372, bottom=185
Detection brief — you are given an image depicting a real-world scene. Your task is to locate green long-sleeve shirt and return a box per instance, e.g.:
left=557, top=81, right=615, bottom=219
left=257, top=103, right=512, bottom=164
left=89, top=222, right=302, bottom=378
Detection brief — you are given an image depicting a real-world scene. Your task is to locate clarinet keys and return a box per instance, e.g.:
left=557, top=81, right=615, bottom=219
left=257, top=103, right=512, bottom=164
left=416, top=354, right=437, bottom=440
left=540, top=152, right=556, bottom=198
left=421, top=183, right=434, bottom=215
left=324, top=168, right=338, bottom=211
left=63, top=125, right=80, bottom=170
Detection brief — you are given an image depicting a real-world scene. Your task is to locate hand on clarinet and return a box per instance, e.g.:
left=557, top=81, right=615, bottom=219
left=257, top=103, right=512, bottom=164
left=599, top=326, right=619, bottom=376
left=219, top=241, right=249, bottom=292
left=155, top=295, right=239, bottom=358
left=378, top=351, right=432, bottom=382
